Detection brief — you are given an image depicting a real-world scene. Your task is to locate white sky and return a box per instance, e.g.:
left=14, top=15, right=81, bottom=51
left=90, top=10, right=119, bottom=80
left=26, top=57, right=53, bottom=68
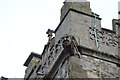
left=0, top=0, right=119, bottom=78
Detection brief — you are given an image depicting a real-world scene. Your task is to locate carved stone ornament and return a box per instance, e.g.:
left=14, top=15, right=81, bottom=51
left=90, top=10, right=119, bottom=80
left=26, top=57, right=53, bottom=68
left=89, top=27, right=118, bottom=47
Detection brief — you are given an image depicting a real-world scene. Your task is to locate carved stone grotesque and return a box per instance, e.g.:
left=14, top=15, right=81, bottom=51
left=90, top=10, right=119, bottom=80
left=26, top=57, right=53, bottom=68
left=61, top=34, right=81, bottom=58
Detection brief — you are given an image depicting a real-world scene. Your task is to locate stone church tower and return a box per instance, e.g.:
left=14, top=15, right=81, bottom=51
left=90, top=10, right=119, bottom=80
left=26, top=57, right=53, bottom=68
left=24, top=0, right=120, bottom=79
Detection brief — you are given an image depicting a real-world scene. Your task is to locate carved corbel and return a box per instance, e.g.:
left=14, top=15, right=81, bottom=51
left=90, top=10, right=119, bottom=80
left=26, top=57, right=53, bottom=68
left=61, top=34, right=81, bottom=58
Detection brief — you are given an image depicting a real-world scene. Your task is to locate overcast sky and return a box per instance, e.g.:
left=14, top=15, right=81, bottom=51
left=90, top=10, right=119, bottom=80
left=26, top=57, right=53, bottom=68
left=0, top=0, right=119, bottom=78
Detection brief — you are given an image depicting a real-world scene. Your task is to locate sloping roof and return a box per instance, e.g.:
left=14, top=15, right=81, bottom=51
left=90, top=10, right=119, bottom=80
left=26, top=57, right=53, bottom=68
left=23, top=52, right=42, bottom=67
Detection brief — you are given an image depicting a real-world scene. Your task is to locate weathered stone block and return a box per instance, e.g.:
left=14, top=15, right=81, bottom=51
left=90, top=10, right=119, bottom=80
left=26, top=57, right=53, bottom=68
left=68, top=56, right=88, bottom=78
left=61, top=0, right=91, bottom=21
